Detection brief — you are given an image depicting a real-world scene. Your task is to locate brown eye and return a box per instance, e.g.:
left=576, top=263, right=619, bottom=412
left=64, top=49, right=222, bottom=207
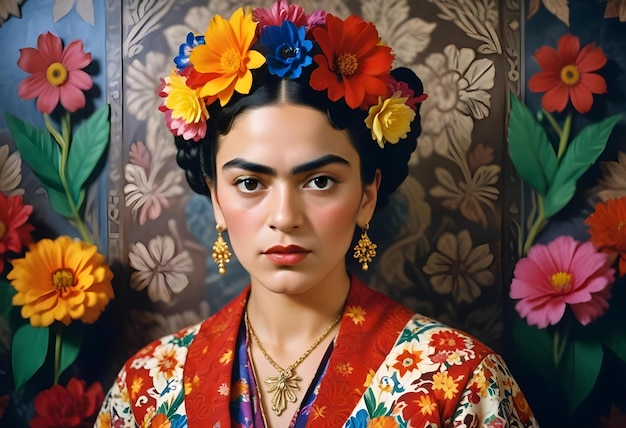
left=235, top=177, right=262, bottom=193
left=305, top=175, right=335, bottom=190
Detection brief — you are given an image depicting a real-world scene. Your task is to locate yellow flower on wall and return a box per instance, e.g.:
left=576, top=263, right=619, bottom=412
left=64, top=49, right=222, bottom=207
left=8, top=235, right=114, bottom=327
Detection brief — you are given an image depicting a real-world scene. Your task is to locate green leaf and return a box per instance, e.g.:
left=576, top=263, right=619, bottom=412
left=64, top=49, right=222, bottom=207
left=507, top=93, right=557, bottom=195
left=0, top=279, right=16, bottom=319
left=66, top=104, right=110, bottom=204
left=12, top=324, right=49, bottom=390
left=544, top=114, right=622, bottom=217
left=605, top=329, right=626, bottom=364
left=4, top=113, right=63, bottom=192
left=364, top=388, right=376, bottom=415
left=513, top=317, right=554, bottom=373
left=559, top=339, right=603, bottom=415
left=58, top=330, right=82, bottom=379
left=45, top=183, right=75, bottom=218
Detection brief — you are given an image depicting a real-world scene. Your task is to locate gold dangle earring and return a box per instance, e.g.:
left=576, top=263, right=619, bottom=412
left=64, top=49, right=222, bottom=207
left=353, top=222, right=377, bottom=271
left=212, top=224, right=232, bottom=275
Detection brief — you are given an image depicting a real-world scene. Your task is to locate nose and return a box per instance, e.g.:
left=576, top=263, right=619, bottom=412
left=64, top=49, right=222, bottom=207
left=266, top=184, right=304, bottom=232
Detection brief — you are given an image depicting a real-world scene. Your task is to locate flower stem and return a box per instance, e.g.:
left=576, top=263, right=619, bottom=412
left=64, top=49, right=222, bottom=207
left=553, top=323, right=571, bottom=368
left=54, top=330, right=61, bottom=385
left=543, top=110, right=562, bottom=136
left=556, top=112, right=573, bottom=161
left=45, top=112, right=93, bottom=244
left=523, top=194, right=546, bottom=255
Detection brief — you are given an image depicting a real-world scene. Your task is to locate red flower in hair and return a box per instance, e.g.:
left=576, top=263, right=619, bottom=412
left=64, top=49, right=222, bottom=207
left=0, top=193, right=34, bottom=272
left=528, top=33, right=607, bottom=114
left=309, top=14, right=393, bottom=110
left=29, top=378, right=104, bottom=428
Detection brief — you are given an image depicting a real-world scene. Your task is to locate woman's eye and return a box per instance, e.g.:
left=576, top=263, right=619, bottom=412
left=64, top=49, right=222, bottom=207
left=235, top=178, right=262, bottom=193
left=306, top=176, right=335, bottom=190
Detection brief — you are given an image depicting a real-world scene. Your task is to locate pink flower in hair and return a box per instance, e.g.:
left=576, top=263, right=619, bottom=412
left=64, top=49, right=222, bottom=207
left=388, top=76, right=427, bottom=111
left=253, top=0, right=326, bottom=35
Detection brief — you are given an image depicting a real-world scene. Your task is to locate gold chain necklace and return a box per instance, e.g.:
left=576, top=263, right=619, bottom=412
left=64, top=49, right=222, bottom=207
left=244, top=310, right=342, bottom=416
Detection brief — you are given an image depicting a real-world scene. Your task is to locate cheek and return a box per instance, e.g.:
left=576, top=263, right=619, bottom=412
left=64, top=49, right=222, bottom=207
left=311, top=198, right=361, bottom=236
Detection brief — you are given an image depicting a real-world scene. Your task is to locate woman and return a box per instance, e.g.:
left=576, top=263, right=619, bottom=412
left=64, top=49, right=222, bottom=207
left=97, top=1, right=537, bottom=427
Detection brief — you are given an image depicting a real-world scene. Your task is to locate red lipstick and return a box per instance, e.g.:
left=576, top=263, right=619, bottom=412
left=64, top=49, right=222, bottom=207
left=263, top=245, right=310, bottom=266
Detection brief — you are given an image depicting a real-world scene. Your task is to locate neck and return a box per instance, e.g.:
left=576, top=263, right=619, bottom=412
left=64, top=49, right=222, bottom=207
left=245, top=270, right=350, bottom=347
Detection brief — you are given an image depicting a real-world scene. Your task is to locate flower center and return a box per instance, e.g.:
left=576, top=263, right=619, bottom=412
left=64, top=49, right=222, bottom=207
left=550, top=271, right=572, bottom=291
left=52, top=269, right=75, bottom=290
left=618, top=221, right=626, bottom=232
left=0, top=221, right=6, bottom=239
left=46, top=62, right=68, bottom=87
left=279, top=44, right=299, bottom=59
left=560, top=64, right=580, bottom=86
left=336, top=52, right=358, bottom=76
left=221, top=48, right=242, bottom=75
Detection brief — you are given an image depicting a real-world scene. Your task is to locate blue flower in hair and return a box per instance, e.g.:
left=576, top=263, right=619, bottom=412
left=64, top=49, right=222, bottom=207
left=261, top=20, right=313, bottom=79
left=174, top=32, right=205, bottom=71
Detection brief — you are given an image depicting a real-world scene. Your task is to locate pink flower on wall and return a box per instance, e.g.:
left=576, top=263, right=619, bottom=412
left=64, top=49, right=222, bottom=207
left=510, top=235, right=615, bottom=329
left=17, top=31, right=93, bottom=114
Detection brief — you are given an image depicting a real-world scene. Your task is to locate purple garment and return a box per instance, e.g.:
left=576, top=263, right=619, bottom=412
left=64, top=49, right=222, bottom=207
left=230, top=321, right=334, bottom=427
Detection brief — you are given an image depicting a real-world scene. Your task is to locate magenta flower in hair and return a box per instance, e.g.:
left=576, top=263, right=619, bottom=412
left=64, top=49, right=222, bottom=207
left=253, top=0, right=325, bottom=35
left=261, top=21, right=313, bottom=79
left=509, top=235, right=614, bottom=329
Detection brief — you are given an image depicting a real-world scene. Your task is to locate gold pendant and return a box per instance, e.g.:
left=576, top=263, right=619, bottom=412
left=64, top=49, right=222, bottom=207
left=264, top=369, right=301, bottom=415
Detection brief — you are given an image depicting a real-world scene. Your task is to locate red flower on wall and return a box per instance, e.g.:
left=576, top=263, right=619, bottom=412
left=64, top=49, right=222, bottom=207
left=29, top=378, right=104, bottom=428
left=528, top=33, right=607, bottom=114
left=0, top=192, right=34, bottom=272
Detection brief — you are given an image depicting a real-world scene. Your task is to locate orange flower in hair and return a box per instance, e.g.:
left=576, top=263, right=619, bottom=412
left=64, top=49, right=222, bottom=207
left=187, top=7, right=266, bottom=106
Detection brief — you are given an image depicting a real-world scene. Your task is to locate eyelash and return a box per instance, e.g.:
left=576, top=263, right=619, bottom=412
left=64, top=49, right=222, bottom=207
left=233, top=175, right=338, bottom=193
left=304, top=175, right=337, bottom=190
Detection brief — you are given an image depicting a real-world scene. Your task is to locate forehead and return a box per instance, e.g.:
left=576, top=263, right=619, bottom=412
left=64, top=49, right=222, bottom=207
left=216, top=104, right=359, bottom=165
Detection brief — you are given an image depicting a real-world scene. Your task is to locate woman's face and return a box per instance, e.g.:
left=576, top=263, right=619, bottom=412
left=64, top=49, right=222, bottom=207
left=210, top=104, right=379, bottom=296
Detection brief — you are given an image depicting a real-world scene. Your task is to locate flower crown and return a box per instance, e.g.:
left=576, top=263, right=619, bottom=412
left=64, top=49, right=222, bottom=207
left=159, top=0, right=426, bottom=148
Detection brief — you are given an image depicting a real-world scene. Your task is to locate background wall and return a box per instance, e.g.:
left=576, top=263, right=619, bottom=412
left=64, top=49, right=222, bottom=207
left=0, top=0, right=624, bottom=427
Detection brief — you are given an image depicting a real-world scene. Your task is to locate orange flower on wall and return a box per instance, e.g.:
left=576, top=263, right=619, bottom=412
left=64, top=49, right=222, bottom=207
left=528, top=33, right=607, bottom=114
left=585, top=196, right=626, bottom=276
left=8, top=235, right=114, bottom=327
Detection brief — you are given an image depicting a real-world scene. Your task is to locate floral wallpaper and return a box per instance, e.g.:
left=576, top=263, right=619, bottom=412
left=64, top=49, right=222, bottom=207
left=100, top=0, right=522, bottom=360
left=0, top=0, right=524, bottom=426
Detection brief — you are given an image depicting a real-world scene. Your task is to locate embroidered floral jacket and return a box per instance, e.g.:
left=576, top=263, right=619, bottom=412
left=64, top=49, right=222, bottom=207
left=96, top=276, right=538, bottom=427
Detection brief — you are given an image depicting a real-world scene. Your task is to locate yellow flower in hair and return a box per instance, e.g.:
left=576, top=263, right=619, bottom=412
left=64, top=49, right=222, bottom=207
left=365, top=91, right=416, bottom=148
left=189, top=7, right=266, bottom=106
left=164, top=69, right=209, bottom=124
left=7, top=236, right=114, bottom=327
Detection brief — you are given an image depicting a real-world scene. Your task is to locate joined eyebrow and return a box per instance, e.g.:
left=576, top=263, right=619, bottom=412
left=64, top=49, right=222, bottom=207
left=222, top=154, right=351, bottom=176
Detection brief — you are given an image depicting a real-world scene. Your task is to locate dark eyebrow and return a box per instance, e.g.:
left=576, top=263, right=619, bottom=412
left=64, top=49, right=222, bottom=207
left=222, top=158, right=276, bottom=175
left=222, top=154, right=351, bottom=176
left=291, top=154, right=351, bottom=175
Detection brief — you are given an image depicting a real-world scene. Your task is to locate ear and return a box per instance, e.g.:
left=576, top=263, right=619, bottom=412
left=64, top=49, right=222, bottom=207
left=357, top=169, right=381, bottom=225
left=206, top=178, right=226, bottom=228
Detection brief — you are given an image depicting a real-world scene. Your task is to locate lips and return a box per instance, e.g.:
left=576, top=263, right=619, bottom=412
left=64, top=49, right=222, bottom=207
left=263, top=245, right=310, bottom=254
left=263, top=245, right=311, bottom=266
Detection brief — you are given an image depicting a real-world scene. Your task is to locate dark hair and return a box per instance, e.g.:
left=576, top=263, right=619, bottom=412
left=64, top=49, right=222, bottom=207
left=175, top=66, right=423, bottom=211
